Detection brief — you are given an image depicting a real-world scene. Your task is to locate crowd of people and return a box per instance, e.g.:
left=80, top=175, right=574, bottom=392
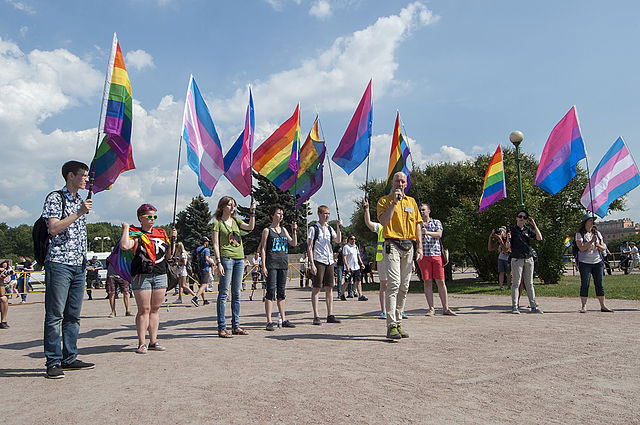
left=0, top=160, right=631, bottom=378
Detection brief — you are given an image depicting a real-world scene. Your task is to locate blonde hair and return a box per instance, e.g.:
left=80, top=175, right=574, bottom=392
left=174, top=242, right=185, bottom=257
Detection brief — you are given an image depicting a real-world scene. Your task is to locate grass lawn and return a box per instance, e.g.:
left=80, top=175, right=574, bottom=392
left=362, top=273, right=640, bottom=300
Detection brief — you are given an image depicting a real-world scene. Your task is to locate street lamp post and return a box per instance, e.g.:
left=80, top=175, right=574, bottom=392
left=509, top=130, right=525, bottom=212
left=93, top=236, right=111, bottom=252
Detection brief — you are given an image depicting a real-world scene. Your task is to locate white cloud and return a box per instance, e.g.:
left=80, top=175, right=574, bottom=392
left=5, top=0, right=35, bottom=14
left=19, top=26, right=28, bottom=37
left=125, top=49, right=155, bottom=71
left=0, top=204, right=30, bottom=221
left=309, top=0, right=332, bottom=19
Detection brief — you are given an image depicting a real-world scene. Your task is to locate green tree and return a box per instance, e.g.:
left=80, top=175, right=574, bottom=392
left=175, top=195, right=213, bottom=251
left=87, top=222, right=121, bottom=253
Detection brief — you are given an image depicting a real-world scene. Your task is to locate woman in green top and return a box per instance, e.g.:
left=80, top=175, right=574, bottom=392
left=212, top=196, right=255, bottom=338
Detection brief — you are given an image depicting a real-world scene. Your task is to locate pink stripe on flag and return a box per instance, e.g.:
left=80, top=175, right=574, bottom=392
left=586, top=165, right=640, bottom=208
left=589, top=146, right=629, bottom=188
left=536, top=138, right=575, bottom=183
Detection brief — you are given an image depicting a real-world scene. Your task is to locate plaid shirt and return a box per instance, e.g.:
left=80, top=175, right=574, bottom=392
left=42, top=187, right=87, bottom=266
left=421, top=218, right=443, bottom=257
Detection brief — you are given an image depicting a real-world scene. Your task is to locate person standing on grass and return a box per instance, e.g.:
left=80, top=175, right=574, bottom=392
left=191, top=237, right=215, bottom=307
left=308, top=205, right=342, bottom=325
left=575, top=214, right=613, bottom=313
left=120, top=204, right=177, bottom=354
left=42, top=160, right=94, bottom=378
left=363, top=197, right=391, bottom=319
left=342, top=235, right=368, bottom=301
left=212, top=196, right=256, bottom=338
left=259, top=203, right=298, bottom=331
left=505, top=209, right=543, bottom=314
left=377, top=172, right=423, bottom=340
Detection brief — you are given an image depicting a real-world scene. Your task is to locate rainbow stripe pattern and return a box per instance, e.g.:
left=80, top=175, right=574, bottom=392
left=291, top=117, right=325, bottom=207
left=385, top=112, right=411, bottom=193
left=332, top=80, right=372, bottom=175
left=253, top=104, right=301, bottom=192
left=581, top=137, right=640, bottom=217
left=90, top=33, right=135, bottom=194
left=536, top=106, right=586, bottom=195
left=223, top=88, right=255, bottom=197
left=182, top=75, right=225, bottom=196
left=479, top=145, right=506, bottom=212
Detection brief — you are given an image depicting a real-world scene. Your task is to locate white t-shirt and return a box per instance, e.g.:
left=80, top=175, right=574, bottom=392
left=308, top=224, right=336, bottom=265
left=179, top=252, right=188, bottom=277
left=575, top=231, right=603, bottom=264
left=343, top=243, right=360, bottom=270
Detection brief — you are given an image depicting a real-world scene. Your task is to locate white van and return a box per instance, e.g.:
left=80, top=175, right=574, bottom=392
left=86, top=251, right=110, bottom=285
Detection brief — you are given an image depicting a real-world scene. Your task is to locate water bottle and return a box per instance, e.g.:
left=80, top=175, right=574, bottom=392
left=277, top=313, right=282, bottom=328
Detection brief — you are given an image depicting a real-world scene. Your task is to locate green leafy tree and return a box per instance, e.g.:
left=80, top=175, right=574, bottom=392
left=87, top=222, right=121, bottom=253
left=175, top=195, right=213, bottom=251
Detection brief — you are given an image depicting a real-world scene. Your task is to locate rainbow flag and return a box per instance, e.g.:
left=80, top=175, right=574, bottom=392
left=385, top=112, right=411, bottom=193
left=223, top=88, right=255, bottom=197
left=581, top=137, right=640, bottom=217
left=253, top=104, right=301, bottom=192
left=563, top=236, right=571, bottom=247
left=182, top=75, right=225, bottom=196
left=89, top=33, right=135, bottom=194
left=106, top=240, right=134, bottom=282
left=332, top=80, right=372, bottom=175
left=290, top=116, right=325, bottom=207
left=536, top=106, right=586, bottom=195
left=479, top=145, right=507, bottom=212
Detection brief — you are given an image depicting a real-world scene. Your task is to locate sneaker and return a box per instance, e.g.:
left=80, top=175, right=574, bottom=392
left=174, top=298, right=183, bottom=304
left=312, top=317, right=322, bottom=325
left=61, top=359, right=95, bottom=370
left=266, top=322, right=275, bottom=331
left=601, top=307, right=614, bottom=313
left=512, top=307, right=520, bottom=314
left=579, top=307, right=587, bottom=313
left=425, top=308, right=435, bottom=317
left=396, top=323, right=409, bottom=338
left=0, top=322, right=9, bottom=329
left=346, top=294, right=354, bottom=298
left=443, top=309, right=458, bottom=316
left=148, top=343, right=166, bottom=351
left=282, top=320, right=296, bottom=328
left=206, top=284, right=214, bottom=292
left=191, top=296, right=199, bottom=307
left=125, top=311, right=133, bottom=317
left=531, top=307, right=544, bottom=314
left=340, top=294, right=347, bottom=301
left=358, top=295, right=368, bottom=301
left=378, top=312, right=387, bottom=319
left=401, top=312, right=408, bottom=319
left=203, top=300, right=210, bottom=305
left=136, top=344, right=148, bottom=354
left=327, top=315, right=341, bottom=323
left=386, top=324, right=401, bottom=340
left=108, top=312, right=115, bottom=318
left=45, top=365, right=64, bottom=379
left=20, top=300, right=26, bottom=304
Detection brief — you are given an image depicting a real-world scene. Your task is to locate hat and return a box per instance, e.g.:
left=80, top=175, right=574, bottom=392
left=581, top=213, right=596, bottom=223
left=91, top=255, right=98, bottom=260
left=202, top=236, right=210, bottom=242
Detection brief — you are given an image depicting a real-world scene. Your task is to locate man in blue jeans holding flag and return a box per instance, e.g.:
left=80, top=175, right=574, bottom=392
left=42, top=161, right=95, bottom=379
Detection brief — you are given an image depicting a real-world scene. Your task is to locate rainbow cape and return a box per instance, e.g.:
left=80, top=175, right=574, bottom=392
left=479, top=145, right=507, bottom=212
left=290, top=116, right=325, bottom=207
left=332, top=80, right=372, bottom=175
left=384, top=112, right=411, bottom=193
left=89, top=33, right=135, bottom=194
left=253, top=104, right=301, bottom=192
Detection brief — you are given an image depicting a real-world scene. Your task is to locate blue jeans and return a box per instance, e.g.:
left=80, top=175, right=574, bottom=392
left=43, top=261, right=86, bottom=367
left=335, top=265, right=344, bottom=297
left=578, top=261, right=605, bottom=297
left=217, top=258, right=244, bottom=330
left=17, top=275, right=29, bottom=302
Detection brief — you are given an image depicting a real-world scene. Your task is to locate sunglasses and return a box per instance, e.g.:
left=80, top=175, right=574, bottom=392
left=142, top=214, right=158, bottom=220
left=517, top=215, right=527, bottom=219
left=349, top=238, right=356, bottom=241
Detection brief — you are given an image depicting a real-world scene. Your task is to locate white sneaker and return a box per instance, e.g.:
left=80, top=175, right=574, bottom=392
left=174, top=299, right=183, bottom=304
left=512, top=307, right=520, bottom=314
left=531, top=307, right=544, bottom=314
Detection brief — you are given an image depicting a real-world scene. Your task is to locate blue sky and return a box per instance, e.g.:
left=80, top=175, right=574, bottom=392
left=1, top=0, right=639, bottom=227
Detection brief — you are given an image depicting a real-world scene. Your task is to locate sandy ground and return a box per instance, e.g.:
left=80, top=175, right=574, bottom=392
left=1, top=280, right=639, bottom=425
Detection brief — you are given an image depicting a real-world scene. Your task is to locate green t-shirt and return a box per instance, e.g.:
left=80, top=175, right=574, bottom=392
left=213, top=218, right=245, bottom=259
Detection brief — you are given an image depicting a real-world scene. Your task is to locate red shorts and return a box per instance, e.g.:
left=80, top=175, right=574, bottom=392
left=418, top=255, right=445, bottom=281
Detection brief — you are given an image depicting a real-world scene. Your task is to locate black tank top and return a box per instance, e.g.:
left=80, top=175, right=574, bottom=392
left=265, top=227, right=288, bottom=269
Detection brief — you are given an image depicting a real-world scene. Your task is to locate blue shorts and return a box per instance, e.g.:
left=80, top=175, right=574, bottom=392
left=498, top=259, right=511, bottom=273
left=131, top=274, right=168, bottom=291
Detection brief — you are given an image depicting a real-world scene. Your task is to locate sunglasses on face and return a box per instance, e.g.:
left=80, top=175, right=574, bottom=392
left=517, top=215, right=527, bottom=219
left=142, top=214, right=158, bottom=220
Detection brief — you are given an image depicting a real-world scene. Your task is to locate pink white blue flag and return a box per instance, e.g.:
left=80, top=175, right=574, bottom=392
left=535, top=106, right=586, bottom=194
left=182, top=75, right=225, bottom=196
left=581, top=137, right=640, bottom=218
left=223, top=88, right=255, bottom=197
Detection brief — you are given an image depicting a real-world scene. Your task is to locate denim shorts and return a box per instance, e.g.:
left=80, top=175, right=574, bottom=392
left=131, top=273, right=168, bottom=291
left=498, top=258, right=511, bottom=273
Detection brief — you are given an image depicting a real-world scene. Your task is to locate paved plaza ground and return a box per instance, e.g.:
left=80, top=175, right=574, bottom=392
left=1, top=280, right=639, bottom=424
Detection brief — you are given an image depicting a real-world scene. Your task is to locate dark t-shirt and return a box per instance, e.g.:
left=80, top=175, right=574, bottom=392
left=510, top=225, right=535, bottom=259
left=265, top=227, right=289, bottom=270
left=130, top=230, right=169, bottom=276
left=334, top=245, right=344, bottom=267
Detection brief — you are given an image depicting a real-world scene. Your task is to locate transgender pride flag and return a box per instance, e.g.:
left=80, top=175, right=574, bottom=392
left=223, top=88, right=254, bottom=197
left=182, top=75, right=225, bottom=196
left=535, top=106, right=586, bottom=195
left=581, top=137, right=640, bottom=218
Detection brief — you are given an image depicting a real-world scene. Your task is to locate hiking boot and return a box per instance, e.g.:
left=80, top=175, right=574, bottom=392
left=386, top=324, right=401, bottom=340
left=191, top=296, right=199, bottom=307
left=327, top=315, right=341, bottom=323
left=46, top=365, right=64, bottom=379
left=61, top=359, right=95, bottom=370
left=396, top=323, right=409, bottom=338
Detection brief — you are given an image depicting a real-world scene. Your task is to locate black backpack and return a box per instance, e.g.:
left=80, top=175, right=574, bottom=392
left=190, top=246, right=205, bottom=273
left=32, top=191, right=66, bottom=266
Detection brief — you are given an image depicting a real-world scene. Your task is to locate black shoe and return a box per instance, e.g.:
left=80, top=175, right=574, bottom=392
left=282, top=320, right=296, bottom=328
left=87, top=294, right=93, bottom=300
left=358, top=295, right=368, bottom=301
left=327, top=315, right=341, bottom=323
left=340, top=294, right=347, bottom=301
left=46, top=365, right=65, bottom=379
left=0, top=322, right=9, bottom=329
left=191, top=296, right=199, bottom=307
left=313, top=317, right=321, bottom=325
left=203, top=300, right=210, bottom=305
left=61, top=359, right=95, bottom=370
left=266, top=322, right=275, bottom=331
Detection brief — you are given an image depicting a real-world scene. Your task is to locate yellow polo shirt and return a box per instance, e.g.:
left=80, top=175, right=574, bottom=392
left=377, top=193, right=422, bottom=241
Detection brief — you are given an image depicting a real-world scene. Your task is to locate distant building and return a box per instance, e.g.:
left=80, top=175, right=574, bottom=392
left=596, top=218, right=640, bottom=242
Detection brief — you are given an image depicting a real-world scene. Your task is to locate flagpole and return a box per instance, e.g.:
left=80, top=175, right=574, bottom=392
left=316, top=110, right=341, bottom=223
left=171, top=136, right=183, bottom=246
left=86, top=132, right=101, bottom=200
left=574, top=106, right=595, bottom=213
